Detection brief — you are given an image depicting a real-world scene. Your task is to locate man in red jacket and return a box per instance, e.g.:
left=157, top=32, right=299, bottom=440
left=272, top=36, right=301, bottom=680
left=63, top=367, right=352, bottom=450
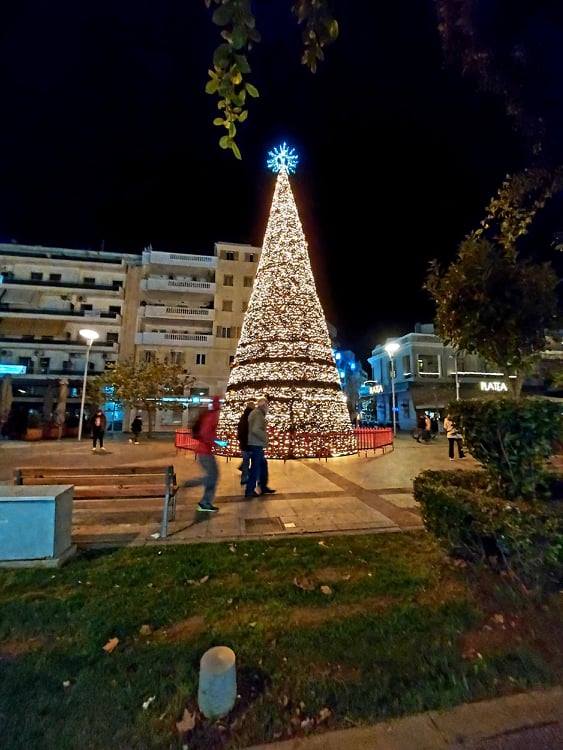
left=183, top=395, right=221, bottom=512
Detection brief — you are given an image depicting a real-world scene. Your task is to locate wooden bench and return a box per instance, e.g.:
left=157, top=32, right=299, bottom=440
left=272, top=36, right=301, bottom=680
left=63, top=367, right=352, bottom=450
left=14, top=465, right=177, bottom=539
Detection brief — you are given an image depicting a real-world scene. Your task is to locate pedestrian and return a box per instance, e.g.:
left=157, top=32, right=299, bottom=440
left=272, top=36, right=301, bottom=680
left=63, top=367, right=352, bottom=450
left=444, top=414, right=465, bottom=461
left=183, top=395, right=222, bottom=513
left=431, top=415, right=439, bottom=438
left=90, top=409, right=107, bottom=452
left=129, top=412, right=143, bottom=444
left=245, top=396, right=276, bottom=498
left=237, top=400, right=255, bottom=486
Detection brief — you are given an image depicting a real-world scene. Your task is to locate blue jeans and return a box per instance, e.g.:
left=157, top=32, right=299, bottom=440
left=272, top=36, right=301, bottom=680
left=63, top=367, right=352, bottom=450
left=185, top=453, right=218, bottom=507
left=246, top=445, right=268, bottom=495
left=240, top=449, right=252, bottom=483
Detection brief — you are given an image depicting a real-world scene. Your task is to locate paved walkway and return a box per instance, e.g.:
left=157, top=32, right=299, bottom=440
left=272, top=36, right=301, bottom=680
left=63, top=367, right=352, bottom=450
left=247, top=687, right=563, bottom=750
left=0, top=433, right=478, bottom=547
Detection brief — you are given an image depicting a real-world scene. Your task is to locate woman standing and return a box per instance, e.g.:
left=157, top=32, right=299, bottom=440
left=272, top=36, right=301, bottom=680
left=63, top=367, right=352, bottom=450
left=90, top=409, right=107, bottom=452
left=443, top=414, right=465, bottom=461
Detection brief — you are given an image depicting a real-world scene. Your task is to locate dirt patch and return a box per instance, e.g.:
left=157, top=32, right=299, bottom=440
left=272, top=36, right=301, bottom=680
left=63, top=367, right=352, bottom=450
left=151, top=616, right=206, bottom=643
left=288, top=595, right=396, bottom=627
left=313, top=566, right=367, bottom=583
left=416, top=575, right=469, bottom=606
left=308, top=661, right=361, bottom=682
left=0, top=637, right=44, bottom=662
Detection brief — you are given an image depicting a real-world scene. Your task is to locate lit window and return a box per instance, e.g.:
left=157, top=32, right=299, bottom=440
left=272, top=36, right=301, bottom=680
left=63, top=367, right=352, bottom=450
left=196, top=353, right=206, bottom=365
left=245, top=253, right=256, bottom=262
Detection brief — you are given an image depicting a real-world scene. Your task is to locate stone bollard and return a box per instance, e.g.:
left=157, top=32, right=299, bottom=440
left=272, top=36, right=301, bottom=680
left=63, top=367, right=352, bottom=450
left=198, top=646, right=237, bottom=720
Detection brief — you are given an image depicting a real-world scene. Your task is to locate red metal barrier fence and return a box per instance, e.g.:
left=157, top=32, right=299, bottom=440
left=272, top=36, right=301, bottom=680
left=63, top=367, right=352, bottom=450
left=175, top=427, right=393, bottom=460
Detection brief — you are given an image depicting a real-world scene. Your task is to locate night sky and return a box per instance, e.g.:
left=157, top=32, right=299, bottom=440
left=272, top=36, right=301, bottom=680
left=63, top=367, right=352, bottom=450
left=1, top=1, right=560, bottom=359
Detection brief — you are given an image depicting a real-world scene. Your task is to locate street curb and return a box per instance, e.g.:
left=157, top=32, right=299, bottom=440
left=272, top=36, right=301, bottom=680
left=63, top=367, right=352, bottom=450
left=245, top=686, right=562, bottom=749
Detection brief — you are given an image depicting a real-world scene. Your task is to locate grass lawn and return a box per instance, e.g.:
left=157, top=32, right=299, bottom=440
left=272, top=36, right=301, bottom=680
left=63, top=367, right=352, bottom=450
left=0, top=532, right=561, bottom=749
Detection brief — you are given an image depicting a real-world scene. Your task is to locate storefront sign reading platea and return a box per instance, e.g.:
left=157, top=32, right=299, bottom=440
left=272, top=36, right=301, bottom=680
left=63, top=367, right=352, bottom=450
left=480, top=381, right=508, bottom=392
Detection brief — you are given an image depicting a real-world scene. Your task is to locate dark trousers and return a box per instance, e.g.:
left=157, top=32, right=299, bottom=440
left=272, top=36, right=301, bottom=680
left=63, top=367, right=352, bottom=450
left=246, top=445, right=268, bottom=495
left=185, top=453, right=218, bottom=508
left=92, top=427, right=104, bottom=448
left=448, top=438, right=464, bottom=459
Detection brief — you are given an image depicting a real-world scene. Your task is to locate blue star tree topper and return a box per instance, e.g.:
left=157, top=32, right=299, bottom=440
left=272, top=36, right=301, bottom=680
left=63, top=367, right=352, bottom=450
left=267, top=142, right=299, bottom=174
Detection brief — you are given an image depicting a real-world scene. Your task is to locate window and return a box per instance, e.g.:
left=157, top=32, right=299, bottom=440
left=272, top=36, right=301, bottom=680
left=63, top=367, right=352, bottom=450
left=223, top=274, right=233, bottom=286
left=245, top=252, right=256, bottom=262
left=84, top=277, right=95, bottom=285
left=80, top=303, right=93, bottom=311
left=216, top=326, right=232, bottom=339
left=30, top=272, right=43, bottom=281
left=196, top=353, right=206, bottom=365
left=402, top=355, right=411, bottom=376
left=417, top=354, right=440, bottom=377
left=401, top=400, right=410, bottom=418
left=106, top=332, right=119, bottom=344
left=243, top=276, right=253, bottom=288
left=49, top=273, right=62, bottom=282
left=222, top=300, right=233, bottom=312
left=170, top=351, right=184, bottom=365
left=242, top=300, right=248, bottom=312
left=41, top=335, right=54, bottom=341
left=225, top=250, right=237, bottom=261
left=112, top=280, right=123, bottom=289
left=229, top=355, right=235, bottom=365
left=39, top=357, right=50, bottom=374
left=108, top=305, right=121, bottom=314
left=144, top=350, right=155, bottom=363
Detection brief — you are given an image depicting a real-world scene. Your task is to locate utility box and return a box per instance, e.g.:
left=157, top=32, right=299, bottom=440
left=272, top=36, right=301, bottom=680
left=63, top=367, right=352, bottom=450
left=0, top=485, right=75, bottom=567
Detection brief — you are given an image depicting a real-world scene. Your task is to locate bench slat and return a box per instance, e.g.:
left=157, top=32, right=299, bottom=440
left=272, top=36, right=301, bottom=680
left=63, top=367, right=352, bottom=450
left=17, top=465, right=170, bottom=478
left=21, top=474, right=168, bottom=487
left=73, top=485, right=169, bottom=499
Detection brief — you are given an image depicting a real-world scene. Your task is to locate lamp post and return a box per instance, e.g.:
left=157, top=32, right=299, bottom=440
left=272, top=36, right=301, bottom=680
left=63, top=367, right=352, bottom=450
left=77, top=328, right=100, bottom=441
left=453, top=352, right=460, bottom=402
left=384, top=341, right=400, bottom=435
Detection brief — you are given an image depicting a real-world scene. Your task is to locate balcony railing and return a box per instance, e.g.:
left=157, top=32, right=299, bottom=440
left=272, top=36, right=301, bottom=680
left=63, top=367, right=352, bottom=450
left=0, top=277, right=122, bottom=292
left=142, top=304, right=215, bottom=321
left=142, top=250, right=217, bottom=269
left=0, top=336, right=117, bottom=350
left=0, top=304, right=120, bottom=320
left=135, top=331, right=213, bottom=347
left=141, top=278, right=216, bottom=293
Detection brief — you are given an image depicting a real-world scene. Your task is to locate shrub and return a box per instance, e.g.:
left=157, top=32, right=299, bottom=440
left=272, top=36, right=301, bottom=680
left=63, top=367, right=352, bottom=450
left=448, top=399, right=562, bottom=500
left=414, top=470, right=563, bottom=590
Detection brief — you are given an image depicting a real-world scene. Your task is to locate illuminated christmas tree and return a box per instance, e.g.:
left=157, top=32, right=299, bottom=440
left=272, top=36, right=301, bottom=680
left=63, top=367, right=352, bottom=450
left=217, top=143, right=355, bottom=458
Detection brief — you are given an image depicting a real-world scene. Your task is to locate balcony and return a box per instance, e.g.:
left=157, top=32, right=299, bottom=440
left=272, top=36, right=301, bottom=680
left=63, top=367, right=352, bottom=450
left=142, top=304, right=215, bottom=321
left=135, top=331, right=213, bottom=347
left=0, top=336, right=117, bottom=351
left=142, top=249, right=217, bottom=269
left=0, top=304, right=120, bottom=323
left=141, top=278, right=216, bottom=294
left=0, top=277, right=123, bottom=295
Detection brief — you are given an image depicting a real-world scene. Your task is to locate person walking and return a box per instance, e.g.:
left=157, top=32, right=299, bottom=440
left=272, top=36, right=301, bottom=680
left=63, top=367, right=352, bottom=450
left=129, top=412, right=143, bottom=444
left=183, top=396, right=221, bottom=513
left=444, top=414, right=465, bottom=461
left=237, top=400, right=255, bottom=486
left=245, top=397, right=276, bottom=498
left=90, top=409, right=107, bottom=452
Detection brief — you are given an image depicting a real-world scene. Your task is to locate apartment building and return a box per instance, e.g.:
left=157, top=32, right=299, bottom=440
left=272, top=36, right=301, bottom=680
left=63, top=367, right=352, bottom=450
left=0, top=241, right=260, bottom=433
left=136, top=241, right=260, bottom=430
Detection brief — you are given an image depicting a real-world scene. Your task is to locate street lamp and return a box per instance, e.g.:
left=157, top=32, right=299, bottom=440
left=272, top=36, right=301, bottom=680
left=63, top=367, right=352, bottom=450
left=384, top=341, right=400, bottom=435
left=77, top=328, right=99, bottom=441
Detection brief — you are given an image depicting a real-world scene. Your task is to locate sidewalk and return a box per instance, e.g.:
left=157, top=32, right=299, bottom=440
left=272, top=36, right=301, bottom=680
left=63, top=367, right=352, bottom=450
left=247, top=687, right=562, bottom=750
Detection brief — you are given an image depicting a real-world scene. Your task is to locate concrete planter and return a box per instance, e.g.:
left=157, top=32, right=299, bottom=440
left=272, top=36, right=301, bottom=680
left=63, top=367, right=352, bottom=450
left=0, top=485, right=76, bottom=567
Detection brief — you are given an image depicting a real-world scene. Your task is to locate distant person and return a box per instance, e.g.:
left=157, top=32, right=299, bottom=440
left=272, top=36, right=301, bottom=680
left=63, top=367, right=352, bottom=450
left=129, top=413, right=143, bottom=444
left=90, top=409, right=107, bottom=452
left=237, top=400, right=255, bottom=486
left=183, top=396, right=222, bottom=512
left=444, top=414, right=465, bottom=461
left=245, top=397, right=276, bottom=498
left=431, top=416, right=439, bottom=438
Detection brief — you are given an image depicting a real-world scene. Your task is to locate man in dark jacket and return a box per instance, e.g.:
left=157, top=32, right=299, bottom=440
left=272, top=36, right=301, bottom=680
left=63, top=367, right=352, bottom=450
left=237, top=400, right=255, bottom=485
left=90, top=409, right=107, bottom=452
left=245, top=397, right=276, bottom=498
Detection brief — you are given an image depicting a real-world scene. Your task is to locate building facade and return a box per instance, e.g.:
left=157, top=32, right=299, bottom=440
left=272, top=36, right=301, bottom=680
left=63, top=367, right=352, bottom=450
left=0, top=241, right=260, bottom=434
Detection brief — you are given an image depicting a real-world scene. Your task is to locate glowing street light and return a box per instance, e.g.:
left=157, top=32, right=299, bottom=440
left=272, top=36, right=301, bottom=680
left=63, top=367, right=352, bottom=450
left=384, top=341, right=400, bottom=435
left=77, top=329, right=100, bottom=441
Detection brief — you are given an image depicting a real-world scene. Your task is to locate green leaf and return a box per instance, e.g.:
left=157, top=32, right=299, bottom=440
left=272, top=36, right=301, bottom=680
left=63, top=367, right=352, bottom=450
left=213, top=44, right=232, bottom=69
left=219, top=135, right=231, bottom=149
left=205, top=78, right=219, bottom=95
left=245, top=82, right=259, bottom=98
left=228, top=122, right=236, bottom=138
left=213, top=117, right=225, bottom=127
left=238, top=110, right=248, bottom=122
left=212, top=4, right=233, bottom=26
left=234, top=54, right=251, bottom=74
left=231, top=142, right=242, bottom=160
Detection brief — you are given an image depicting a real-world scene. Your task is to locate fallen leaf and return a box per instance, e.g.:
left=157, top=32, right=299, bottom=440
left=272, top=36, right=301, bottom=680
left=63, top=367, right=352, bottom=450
left=139, top=624, right=152, bottom=636
left=301, top=717, right=314, bottom=731
left=149, top=532, right=160, bottom=540
left=227, top=598, right=233, bottom=605
left=318, top=707, right=332, bottom=723
left=228, top=545, right=236, bottom=553
left=492, top=613, right=505, bottom=625
left=343, top=574, right=351, bottom=581
left=62, top=680, right=71, bottom=688
left=103, top=637, right=119, bottom=653
left=320, top=585, right=333, bottom=596
left=176, top=707, right=196, bottom=734
left=249, top=621, right=257, bottom=628
left=318, top=540, right=328, bottom=547
left=200, top=575, right=209, bottom=584
left=142, top=696, right=156, bottom=710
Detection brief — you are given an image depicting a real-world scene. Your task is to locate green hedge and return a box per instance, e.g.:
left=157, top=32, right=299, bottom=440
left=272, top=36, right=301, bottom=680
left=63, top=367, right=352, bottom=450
left=413, top=470, right=563, bottom=590
left=448, top=399, right=563, bottom=500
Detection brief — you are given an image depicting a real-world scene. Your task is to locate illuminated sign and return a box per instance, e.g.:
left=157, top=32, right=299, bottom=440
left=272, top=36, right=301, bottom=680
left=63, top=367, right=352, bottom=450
left=480, top=381, right=508, bottom=392
left=0, top=364, right=26, bottom=375
left=369, top=384, right=384, bottom=395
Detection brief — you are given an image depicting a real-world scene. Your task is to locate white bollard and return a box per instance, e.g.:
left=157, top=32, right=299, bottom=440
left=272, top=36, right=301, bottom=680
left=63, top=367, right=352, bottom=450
left=198, top=646, right=237, bottom=720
